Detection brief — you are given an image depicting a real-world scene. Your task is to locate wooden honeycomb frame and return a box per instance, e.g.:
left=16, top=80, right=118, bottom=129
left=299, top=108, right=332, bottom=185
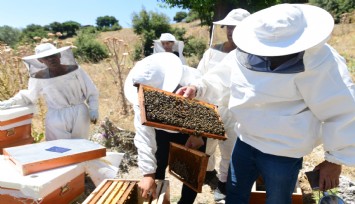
left=168, top=142, right=209, bottom=193
left=138, top=84, right=227, bottom=140
left=83, top=179, right=169, bottom=204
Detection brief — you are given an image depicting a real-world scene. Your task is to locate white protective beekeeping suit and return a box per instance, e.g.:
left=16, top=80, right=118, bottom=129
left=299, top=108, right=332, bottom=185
left=124, top=52, right=202, bottom=176
left=197, top=9, right=250, bottom=184
left=153, top=33, right=187, bottom=65
left=0, top=43, right=99, bottom=141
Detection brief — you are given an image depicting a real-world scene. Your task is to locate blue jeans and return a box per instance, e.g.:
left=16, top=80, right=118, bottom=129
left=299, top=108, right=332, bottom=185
left=226, top=138, right=302, bottom=204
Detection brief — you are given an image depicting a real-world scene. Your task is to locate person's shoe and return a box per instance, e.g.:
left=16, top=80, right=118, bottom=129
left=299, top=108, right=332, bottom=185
left=214, top=181, right=226, bottom=202
left=204, top=169, right=218, bottom=184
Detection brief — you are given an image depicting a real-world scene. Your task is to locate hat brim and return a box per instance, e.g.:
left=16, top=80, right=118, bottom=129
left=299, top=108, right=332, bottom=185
left=22, top=46, right=71, bottom=60
left=213, top=19, right=241, bottom=26
left=124, top=53, right=183, bottom=105
left=233, top=4, right=334, bottom=56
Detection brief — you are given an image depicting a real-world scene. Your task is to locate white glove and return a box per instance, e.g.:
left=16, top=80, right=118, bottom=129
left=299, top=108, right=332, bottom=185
left=0, top=99, right=16, bottom=109
left=89, top=109, right=99, bottom=124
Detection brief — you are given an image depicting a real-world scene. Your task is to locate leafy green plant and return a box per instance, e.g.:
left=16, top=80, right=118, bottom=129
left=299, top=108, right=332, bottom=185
left=0, top=26, right=21, bottom=47
left=132, top=9, right=171, bottom=57
left=174, top=11, right=188, bottom=22
left=185, top=9, right=200, bottom=23
left=73, top=31, right=108, bottom=63
left=32, top=131, right=45, bottom=143
left=184, top=36, right=207, bottom=59
left=309, top=0, right=355, bottom=23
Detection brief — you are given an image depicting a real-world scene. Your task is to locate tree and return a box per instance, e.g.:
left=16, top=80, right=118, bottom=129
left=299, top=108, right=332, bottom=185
left=132, top=8, right=171, bottom=57
left=48, top=22, right=64, bottom=34
left=158, top=0, right=309, bottom=26
left=185, top=9, right=199, bottom=23
left=62, top=21, right=81, bottom=37
left=96, top=16, right=122, bottom=31
left=20, top=24, right=48, bottom=43
left=0, top=26, right=21, bottom=47
left=174, top=11, right=188, bottom=22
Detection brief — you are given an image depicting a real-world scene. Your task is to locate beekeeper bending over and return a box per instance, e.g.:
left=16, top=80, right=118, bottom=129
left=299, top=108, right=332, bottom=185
left=124, top=53, right=204, bottom=204
left=0, top=43, right=99, bottom=141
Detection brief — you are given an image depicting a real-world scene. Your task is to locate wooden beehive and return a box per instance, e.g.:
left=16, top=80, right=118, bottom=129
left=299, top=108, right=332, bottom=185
left=249, top=177, right=303, bottom=204
left=0, top=106, right=35, bottom=154
left=168, top=142, right=209, bottom=193
left=0, top=173, right=85, bottom=204
left=0, top=155, right=85, bottom=204
left=138, top=84, right=227, bottom=140
left=3, top=139, right=106, bottom=175
left=82, top=179, right=170, bottom=204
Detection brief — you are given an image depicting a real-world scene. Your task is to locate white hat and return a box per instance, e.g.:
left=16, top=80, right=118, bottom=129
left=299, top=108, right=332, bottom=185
left=233, top=4, right=334, bottom=56
left=159, top=33, right=176, bottom=42
left=22, top=43, right=71, bottom=60
left=124, top=52, right=183, bottom=105
left=213, top=8, right=250, bottom=26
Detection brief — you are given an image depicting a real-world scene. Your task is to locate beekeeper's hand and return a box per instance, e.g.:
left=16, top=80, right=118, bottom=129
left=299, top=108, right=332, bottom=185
left=186, top=135, right=204, bottom=149
left=89, top=109, right=99, bottom=124
left=138, top=174, right=157, bottom=200
left=176, top=85, right=197, bottom=99
left=0, top=99, right=16, bottom=109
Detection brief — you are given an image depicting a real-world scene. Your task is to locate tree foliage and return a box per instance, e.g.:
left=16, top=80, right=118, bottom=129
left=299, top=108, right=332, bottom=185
left=20, top=24, right=48, bottom=43
left=73, top=30, right=109, bottom=63
left=158, top=0, right=215, bottom=25
left=0, top=26, right=21, bottom=47
left=96, top=16, right=122, bottom=31
left=48, top=22, right=64, bottom=34
left=132, top=9, right=171, bottom=57
left=309, top=0, right=355, bottom=23
left=157, top=0, right=308, bottom=26
left=174, top=11, right=188, bottom=22
left=62, top=21, right=81, bottom=37
left=185, top=10, right=200, bottom=23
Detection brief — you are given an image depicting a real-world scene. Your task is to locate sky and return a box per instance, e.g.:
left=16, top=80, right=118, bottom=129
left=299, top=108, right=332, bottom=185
left=0, top=0, right=187, bottom=29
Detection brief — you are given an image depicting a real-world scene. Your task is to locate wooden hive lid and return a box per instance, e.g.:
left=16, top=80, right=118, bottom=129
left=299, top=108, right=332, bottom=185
left=0, top=105, right=35, bottom=122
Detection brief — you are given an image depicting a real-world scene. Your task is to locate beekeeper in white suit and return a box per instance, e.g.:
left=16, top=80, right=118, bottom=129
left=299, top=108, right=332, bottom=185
left=0, top=43, right=99, bottom=141
left=196, top=8, right=250, bottom=201
left=178, top=4, right=355, bottom=203
left=153, top=33, right=187, bottom=65
left=124, top=52, right=204, bottom=204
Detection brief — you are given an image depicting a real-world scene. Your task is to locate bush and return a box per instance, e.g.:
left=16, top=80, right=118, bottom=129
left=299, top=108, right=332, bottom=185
left=174, top=11, right=188, bottom=22
left=73, top=31, right=108, bottom=63
left=184, top=36, right=207, bottom=59
left=185, top=10, right=200, bottom=23
left=309, top=0, right=355, bottom=23
left=0, top=26, right=21, bottom=47
left=132, top=9, right=172, bottom=56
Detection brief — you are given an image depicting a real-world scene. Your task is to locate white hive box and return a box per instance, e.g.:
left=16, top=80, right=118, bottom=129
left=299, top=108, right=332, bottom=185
left=0, top=155, right=85, bottom=204
left=3, top=139, right=106, bottom=175
left=0, top=105, right=35, bottom=154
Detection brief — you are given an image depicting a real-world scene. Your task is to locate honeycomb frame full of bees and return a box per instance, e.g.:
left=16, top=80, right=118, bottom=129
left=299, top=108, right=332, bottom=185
left=138, top=84, right=227, bottom=140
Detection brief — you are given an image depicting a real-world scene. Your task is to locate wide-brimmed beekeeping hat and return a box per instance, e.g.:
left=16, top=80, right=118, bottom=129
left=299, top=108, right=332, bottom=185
left=213, top=8, right=250, bottom=26
left=124, top=52, right=183, bottom=105
left=233, top=4, right=334, bottom=56
left=159, top=33, right=176, bottom=42
left=22, top=43, right=78, bottom=79
left=22, top=43, right=71, bottom=60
